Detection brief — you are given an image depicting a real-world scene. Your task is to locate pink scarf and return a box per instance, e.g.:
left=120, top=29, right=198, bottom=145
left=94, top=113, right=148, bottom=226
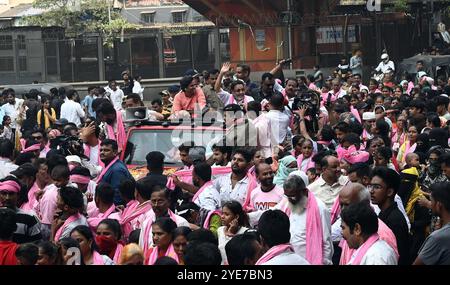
left=166, top=168, right=193, bottom=190
left=406, top=81, right=414, bottom=95
left=202, top=210, right=221, bottom=229
left=192, top=181, right=213, bottom=204
left=255, top=244, right=294, bottom=265
left=92, top=251, right=105, bottom=265
left=228, top=94, right=248, bottom=105
left=20, top=182, right=40, bottom=212
left=296, top=154, right=315, bottom=172
left=95, top=157, right=119, bottom=183
left=113, top=243, right=124, bottom=264
left=84, top=143, right=105, bottom=169
left=349, top=234, right=379, bottom=265
left=241, top=172, right=259, bottom=212
left=54, top=213, right=81, bottom=242
left=19, top=139, right=41, bottom=153
left=120, top=200, right=150, bottom=240
left=350, top=106, right=362, bottom=123
left=87, top=204, right=116, bottom=231
left=106, top=111, right=126, bottom=152
left=141, top=209, right=178, bottom=255
left=212, top=166, right=232, bottom=177
left=279, top=191, right=324, bottom=265
left=147, top=244, right=179, bottom=265
left=330, top=196, right=341, bottom=225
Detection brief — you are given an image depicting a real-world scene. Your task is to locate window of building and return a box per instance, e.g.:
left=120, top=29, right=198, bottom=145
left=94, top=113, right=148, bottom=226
left=19, top=56, right=27, bottom=71
left=0, top=35, right=13, bottom=50
left=141, top=12, right=155, bottom=24
left=17, top=35, right=26, bottom=50
left=0, top=57, right=14, bottom=72
left=172, top=11, right=186, bottom=23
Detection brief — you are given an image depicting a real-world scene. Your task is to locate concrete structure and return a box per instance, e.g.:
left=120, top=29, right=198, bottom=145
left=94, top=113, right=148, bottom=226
left=0, top=0, right=34, bottom=14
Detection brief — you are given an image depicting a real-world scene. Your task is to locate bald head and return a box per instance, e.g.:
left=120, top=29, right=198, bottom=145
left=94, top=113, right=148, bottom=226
left=321, top=155, right=341, bottom=183
left=339, top=182, right=370, bottom=210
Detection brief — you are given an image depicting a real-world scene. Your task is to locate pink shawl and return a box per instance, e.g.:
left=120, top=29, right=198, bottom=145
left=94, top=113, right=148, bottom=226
left=166, top=168, right=193, bottom=190
left=296, top=154, right=315, bottom=172
left=202, top=210, right=221, bottom=229
left=192, top=181, right=213, bottom=204
left=95, top=157, right=119, bottom=183
left=147, top=244, right=179, bottom=265
left=54, top=213, right=81, bottom=242
left=349, top=234, right=379, bottom=265
left=339, top=219, right=398, bottom=264
left=92, top=251, right=106, bottom=265
left=279, top=191, right=324, bottom=265
left=87, top=204, right=116, bottom=231
left=350, top=106, right=362, bottom=123
left=20, top=183, right=40, bottom=212
left=113, top=243, right=124, bottom=264
left=241, top=172, right=259, bottom=212
left=106, top=111, right=126, bottom=152
left=120, top=200, right=151, bottom=240
left=141, top=209, right=178, bottom=255
left=255, top=244, right=294, bottom=265
left=330, top=196, right=341, bottom=225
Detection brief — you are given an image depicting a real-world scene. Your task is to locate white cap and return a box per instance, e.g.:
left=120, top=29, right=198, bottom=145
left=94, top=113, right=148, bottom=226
left=417, top=71, right=427, bottom=78
left=362, top=112, right=376, bottom=121
left=288, top=170, right=309, bottom=186
left=66, top=155, right=81, bottom=164
left=381, top=53, right=388, bottom=60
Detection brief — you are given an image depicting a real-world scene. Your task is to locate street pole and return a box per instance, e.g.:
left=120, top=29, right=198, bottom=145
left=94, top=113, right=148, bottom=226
left=429, top=0, right=434, bottom=47
left=287, top=0, right=293, bottom=69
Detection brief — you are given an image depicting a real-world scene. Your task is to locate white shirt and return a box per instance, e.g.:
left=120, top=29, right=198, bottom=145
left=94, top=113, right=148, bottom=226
left=132, top=81, right=144, bottom=101
left=277, top=196, right=333, bottom=265
left=375, top=60, right=395, bottom=73
left=266, top=110, right=290, bottom=145
left=262, top=249, right=310, bottom=265
left=194, top=183, right=221, bottom=211
left=0, top=157, right=18, bottom=180
left=348, top=239, right=398, bottom=265
left=60, top=100, right=85, bottom=126
left=105, top=86, right=124, bottom=111
left=308, top=175, right=349, bottom=209
left=218, top=226, right=248, bottom=265
left=89, top=144, right=100, bottom=166
left=1, top=99, right=25, bottom=129
left=213, top=173, right=250, bottom=206
left=217, top=89, right=254, bottom=105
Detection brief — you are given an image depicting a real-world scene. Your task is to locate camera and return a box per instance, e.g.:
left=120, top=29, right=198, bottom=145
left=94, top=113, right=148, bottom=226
left=291, top=90, right=320, bottom=117
left=50, top=135, right=85, bottom=157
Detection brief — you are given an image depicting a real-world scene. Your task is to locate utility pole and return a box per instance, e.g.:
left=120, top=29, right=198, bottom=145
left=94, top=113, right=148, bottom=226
left=428, top=0, right=434, bottom=47
left=287, top=0, right=293, bottom=69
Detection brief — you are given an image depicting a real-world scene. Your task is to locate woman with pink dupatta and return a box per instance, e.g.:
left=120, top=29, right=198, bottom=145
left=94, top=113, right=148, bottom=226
left=96, top=219, right=124, bottom=264
left=70, top=225, right=115, bottom=265
left=340, top=202, right=397, bottom=265
left=145, top=217, right=179, bottom=265
left=397, top=125, right=419, bottom=167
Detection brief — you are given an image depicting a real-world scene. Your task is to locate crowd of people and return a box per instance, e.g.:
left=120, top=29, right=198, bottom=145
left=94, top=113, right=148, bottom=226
left=1, top=53, right=450, bottom=266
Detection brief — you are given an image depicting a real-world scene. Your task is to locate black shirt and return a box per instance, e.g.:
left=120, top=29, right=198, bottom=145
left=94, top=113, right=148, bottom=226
left=379, top=202, right=411, bottom=265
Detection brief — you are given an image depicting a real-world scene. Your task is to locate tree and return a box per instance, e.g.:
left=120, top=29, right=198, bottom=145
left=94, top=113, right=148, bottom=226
left=24, top=0, right=138, bottom=47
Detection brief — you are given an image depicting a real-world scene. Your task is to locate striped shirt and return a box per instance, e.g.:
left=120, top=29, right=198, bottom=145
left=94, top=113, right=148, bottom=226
left=13, top=208, right=42, bottom=244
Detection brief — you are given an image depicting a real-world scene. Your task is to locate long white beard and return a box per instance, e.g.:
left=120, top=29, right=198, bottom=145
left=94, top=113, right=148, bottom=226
left=287, top=200, right=303, bottom=215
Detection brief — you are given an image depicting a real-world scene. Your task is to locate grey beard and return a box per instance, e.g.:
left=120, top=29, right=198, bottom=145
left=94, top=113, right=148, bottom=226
left=287, top=201, right=303, bottom=215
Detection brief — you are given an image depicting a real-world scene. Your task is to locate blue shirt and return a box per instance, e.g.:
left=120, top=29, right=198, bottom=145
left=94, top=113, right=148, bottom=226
left=101, top=159, right=133, bottom=205
left=82, top=95, right=95, bottom=117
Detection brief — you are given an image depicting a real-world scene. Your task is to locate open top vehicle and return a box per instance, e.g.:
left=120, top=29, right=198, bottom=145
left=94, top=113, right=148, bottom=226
left=121, top=120, right=225, bottom=180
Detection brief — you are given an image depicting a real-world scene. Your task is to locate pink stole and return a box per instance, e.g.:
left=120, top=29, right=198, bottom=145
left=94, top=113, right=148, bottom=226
left=279, top=191, right=324, bottom=265
left=255, top=244, right=293, bottom=265
left=142, top=209, right=178, bottom=255
left=147, top=244, right=179, bottom=265
left=166, top=168, right=193, bottom=190
left=202, top=210, right=221, bottom=229
left=192, top=181, right=213, bottom=204
left=20, top=183, right=40, bottom=212
left=330, top=196, right=341, bottom=225
left=339, top=219, right=398, bottom=264
left=120, top=200, right=151, bottom=240
left=106, top=111, right=126, bottom=152
left=95, top=157, right=119, bottom=183
left=241, top=172, right=259, bottom=212
left=228, top=94, right=248, bottom=105
left=296, top=154, right=315, bottom=172
left=87, top=204, right=116, bottom=231
left=92, top=251, right=106, bottom=265
left=54, top=213, right=81, bottom=241
left=349, top=234, right=380, bottom=265
left=350, top=106, right=362, bottom=123
left=113, top=243, right=124, bottom=264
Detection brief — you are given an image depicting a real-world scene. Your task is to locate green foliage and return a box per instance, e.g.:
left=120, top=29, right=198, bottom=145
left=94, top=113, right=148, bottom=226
left=23, top=0, right=138, bottom=45
left=392, top=0, right=409, bottom=12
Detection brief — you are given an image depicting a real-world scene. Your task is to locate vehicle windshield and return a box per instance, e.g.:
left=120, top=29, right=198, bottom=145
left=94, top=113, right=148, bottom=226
left=124, top=128, right=224, bottom=166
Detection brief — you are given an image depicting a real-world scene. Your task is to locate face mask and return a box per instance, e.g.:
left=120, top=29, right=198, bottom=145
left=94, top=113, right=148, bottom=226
left=95, top=235, right=117, bottom=257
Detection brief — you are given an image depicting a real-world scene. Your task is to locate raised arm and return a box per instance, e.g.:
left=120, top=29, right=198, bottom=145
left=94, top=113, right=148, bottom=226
left=215, top=62, right=231, bottom=93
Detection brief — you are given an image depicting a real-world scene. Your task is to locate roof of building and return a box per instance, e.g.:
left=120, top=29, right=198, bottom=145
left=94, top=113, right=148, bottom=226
left=0, top=4, right=45, bottom=19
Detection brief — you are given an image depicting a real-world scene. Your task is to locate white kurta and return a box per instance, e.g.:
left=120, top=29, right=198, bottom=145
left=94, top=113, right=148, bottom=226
left=348, top=239, right=398, bottom=265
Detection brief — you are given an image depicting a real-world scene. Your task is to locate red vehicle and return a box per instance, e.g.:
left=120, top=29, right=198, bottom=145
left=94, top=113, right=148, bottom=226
left=121, top=122, right=224, bottom=180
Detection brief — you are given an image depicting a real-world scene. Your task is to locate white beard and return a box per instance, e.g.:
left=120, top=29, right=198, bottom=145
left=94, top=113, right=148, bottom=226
left=287, top=200, right=303, bottom=215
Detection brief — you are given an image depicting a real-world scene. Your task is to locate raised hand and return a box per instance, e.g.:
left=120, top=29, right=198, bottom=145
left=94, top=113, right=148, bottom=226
left=220, top=62, right=231, bottom=74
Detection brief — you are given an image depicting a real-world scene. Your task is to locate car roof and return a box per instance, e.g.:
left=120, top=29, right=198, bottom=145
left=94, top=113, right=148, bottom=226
left=127, top=123, right=223, bottom=132
left=1, top=83, right=74, bottom=96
